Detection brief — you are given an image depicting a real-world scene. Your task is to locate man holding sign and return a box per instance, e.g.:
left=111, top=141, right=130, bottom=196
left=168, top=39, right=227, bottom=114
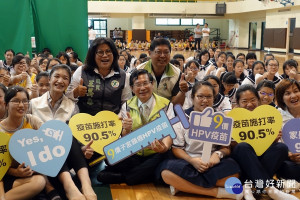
left=97, top=69, right=175, bottom=185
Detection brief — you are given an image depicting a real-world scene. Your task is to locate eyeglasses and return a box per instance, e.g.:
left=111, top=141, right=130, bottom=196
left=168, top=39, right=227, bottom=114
left=240, top=98, right=258, bottom=105
left=224, top=84, right=235, bottom=88
left=196, top=95, right=213, bottom=100
left=96, top=49, right=113, bottom=57
left=9, top=99, right=29, bottom=105
left=133, top=81, right=152, bottom=88
left=268, top=64, right=278, bottom=67
left=188, top=67, right=199, bottom=71
left=16, top=61, right=27, bottom=66
left=154, top=51, right=170, bottom=56
left=259, top=91, right=274, bottom=97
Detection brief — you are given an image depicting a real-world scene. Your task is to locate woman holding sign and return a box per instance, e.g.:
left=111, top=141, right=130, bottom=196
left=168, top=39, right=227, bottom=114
left=160, top=81, right=242, bottom=199
left=29, top=64, right=96, bottom=200
left=0, top=86, right=46, bottom=200
left=276, top=79, right=300, bottom=183
left=66, top=37, right=131, bottom=169
left=66, top=37, right=131, bottom=116
left=231, top=84, right=298, bottom=200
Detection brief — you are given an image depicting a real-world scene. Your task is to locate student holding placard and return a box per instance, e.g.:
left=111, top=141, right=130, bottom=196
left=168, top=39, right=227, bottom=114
left=159, top=81, right=242, bottom=199
left=231, top=85, right=298, bottom=200
left=276, top=79, right=300, bottom=183
left=0, top=86, right=47, bottom=200
left=29, top=64, right=96, bottom=200
left=66, top=37, right=132, bottom=171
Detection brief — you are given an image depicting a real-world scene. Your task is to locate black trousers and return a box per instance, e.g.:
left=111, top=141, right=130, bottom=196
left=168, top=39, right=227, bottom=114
left=195, top=38, right=201, bottom=50
left=232, top=142, right=288, bottom=188
left=104, top=153, right=165, bottom=185
left=277, top=160, right=300, bottom=182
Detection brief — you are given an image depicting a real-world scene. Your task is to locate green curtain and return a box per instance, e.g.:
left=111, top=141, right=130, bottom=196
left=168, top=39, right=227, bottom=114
left=0, top=1, right=34, bottom=60
left=31, top=0, right=88, bottom=61
left=0, top=0, right=88, bottom=61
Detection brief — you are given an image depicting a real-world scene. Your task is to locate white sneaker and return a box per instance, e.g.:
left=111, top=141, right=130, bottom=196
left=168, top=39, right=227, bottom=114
left=282, top=179, right=300, bottom=193
left=170, top=185, right=179, bottom=196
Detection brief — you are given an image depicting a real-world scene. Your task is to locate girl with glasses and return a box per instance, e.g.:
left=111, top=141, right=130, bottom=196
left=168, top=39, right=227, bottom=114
left=159, top=81, right=241, bottom=199
left=255, top=58, right=283, bottom=87
left=0, top=86, right=46, bottom=200
left=256, top=80, right=277, bottom=107
left=30, top=65, right=96, bottom=200
left=232, top=85, right=298, bottom=200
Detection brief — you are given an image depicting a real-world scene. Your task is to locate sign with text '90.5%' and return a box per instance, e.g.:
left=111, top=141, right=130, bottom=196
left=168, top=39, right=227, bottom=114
left=69, top=111, right=122, bottom=156
left=227, top=105, right=282, bottom=156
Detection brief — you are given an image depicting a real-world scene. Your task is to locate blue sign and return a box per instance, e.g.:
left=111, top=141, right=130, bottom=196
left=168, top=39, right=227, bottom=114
left=189, top=107, right=233, bottom=146
left=104, top=104, right=189, bottom=165
left=282, top=118, right=300, bottom=153
left=9, top=120, right=72, bottom=177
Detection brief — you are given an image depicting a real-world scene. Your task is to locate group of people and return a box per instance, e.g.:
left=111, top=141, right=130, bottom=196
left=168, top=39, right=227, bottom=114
left=112, top=27, right=124, bottom=43
left=112, top=23, right=213, bottom=52
left=0, top=37, right=299, bottom=200
left=115, top=37, right=217, bottom=53
left=193, top=23, right=211, bottom=51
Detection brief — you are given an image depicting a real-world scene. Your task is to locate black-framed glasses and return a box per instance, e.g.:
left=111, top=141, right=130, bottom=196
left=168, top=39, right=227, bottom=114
left=96, top=49, right=113, bottom=57
left=9, top=99, right=29, bottom=105
left=133, top=81, right=152, bottom=88
left=154, top=50, right=170, bottom=56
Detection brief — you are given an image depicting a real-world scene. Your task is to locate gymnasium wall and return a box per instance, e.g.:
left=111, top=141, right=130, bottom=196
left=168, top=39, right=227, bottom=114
left=98, top=17, right=229, bottom=42
left=265, top=6, right=300, bottom=53
left=88, top=0, right=300, bottom=53
left=226, top=11, right=266, bottom=50
left=144, top=18, right=229, bottom=40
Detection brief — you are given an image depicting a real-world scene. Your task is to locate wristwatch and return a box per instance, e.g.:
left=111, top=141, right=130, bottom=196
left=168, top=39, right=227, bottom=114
left=214, top=151, right=224, bottom=159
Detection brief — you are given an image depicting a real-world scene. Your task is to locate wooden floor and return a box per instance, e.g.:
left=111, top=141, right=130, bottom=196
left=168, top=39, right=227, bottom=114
left=129, top=48, right=300, bottom=75
left=110, top=183, right=300, bottom=200
left=109, top=48, right=300, bottom=200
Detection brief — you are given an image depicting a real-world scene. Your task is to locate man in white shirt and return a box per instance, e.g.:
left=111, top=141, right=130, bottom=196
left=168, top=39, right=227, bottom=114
left=193, top=24, right=202, bottom=51
left=88, top=26, right=97, bottom=46
left=202, top=23, right=210, bottom=50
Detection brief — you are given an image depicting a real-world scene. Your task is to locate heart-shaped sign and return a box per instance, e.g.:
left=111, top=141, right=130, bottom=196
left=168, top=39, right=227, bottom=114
left=0, top=133, right=12, bottom=181
left=69, top=111, right=122, bottom=155
left=282, top=118, right=300, bottom=153
left=227, top=105, right=282, bottom=156
left=9, top=120, right=72, bottom=177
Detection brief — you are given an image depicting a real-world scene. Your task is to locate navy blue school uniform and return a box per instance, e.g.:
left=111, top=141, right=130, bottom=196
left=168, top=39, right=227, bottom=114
left=155, top=107, right=240, bottom=187
left=213, top=93, right=232, bottom=113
